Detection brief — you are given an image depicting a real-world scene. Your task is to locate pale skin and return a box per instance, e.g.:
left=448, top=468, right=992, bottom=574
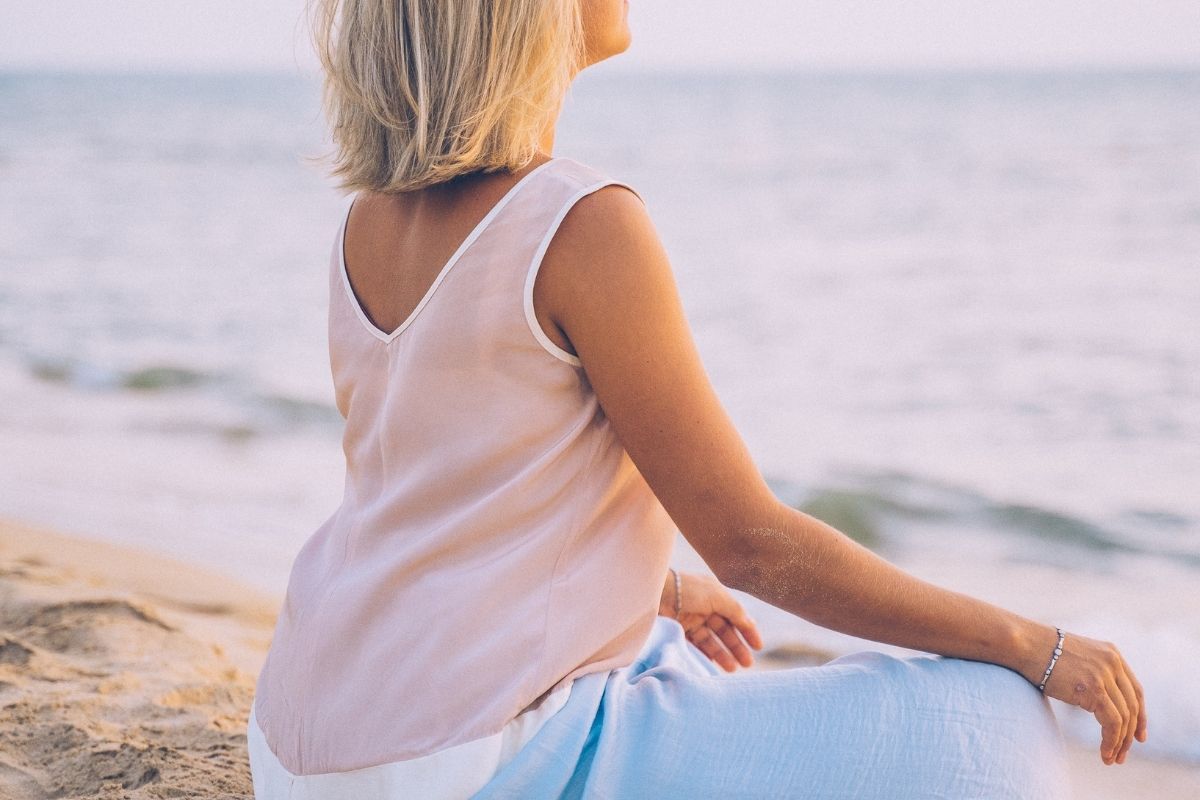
left=343, top=0, right=1147, bottom=767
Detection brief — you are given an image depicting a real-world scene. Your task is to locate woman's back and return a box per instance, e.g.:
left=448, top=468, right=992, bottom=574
left=250, top=155, right=678, bottom=776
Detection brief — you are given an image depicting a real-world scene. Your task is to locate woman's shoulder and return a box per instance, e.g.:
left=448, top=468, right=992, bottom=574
left=528, top=161, right=658, bottom=373
left=545, top=156, right=644, bottom=202
left=532, top=156, right=661, bottom=327
left=537, top=173, right=654, bottom=287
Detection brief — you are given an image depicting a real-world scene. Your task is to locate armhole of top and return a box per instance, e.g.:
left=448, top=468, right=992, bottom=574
left=333, top=194, right=357, bottom=281
left=523, top=180, right=646, bottom=368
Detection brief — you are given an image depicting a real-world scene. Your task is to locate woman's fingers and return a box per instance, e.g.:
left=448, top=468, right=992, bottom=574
left=677, top=573, right=765, bottom=672
left=721, top=607, right=764, bottom=653
left=684, top=613, right=760, bottom=672
left=1120, top=653, right=1148, bottom=743
left=706, top=613, right=755, bottom=668
left=707, top=583, right=764, bottom=652
left=1112, top=669, right=1140, bottom=764
left=686, top=622, right=738, bottom=671
left=738, top=612, right=764, bottom=651
left=1106, top=674, right=1133, bottom=764
left=1093, top=689, right=1124, bottom=765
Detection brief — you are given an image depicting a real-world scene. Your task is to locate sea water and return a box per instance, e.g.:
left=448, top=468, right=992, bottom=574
left=0, top=68, right=1197, bottom=764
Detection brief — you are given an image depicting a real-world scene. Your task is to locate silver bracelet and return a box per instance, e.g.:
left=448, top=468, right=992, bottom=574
left=1038, top=628, right=1066, bottom=693
left=671, top=567, right=682, bottom=619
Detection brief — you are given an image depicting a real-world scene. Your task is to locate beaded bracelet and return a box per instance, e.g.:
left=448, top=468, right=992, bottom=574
left=1038, top=627, right=1066, bottom=693
left=671, top=567, right=682, bottom=619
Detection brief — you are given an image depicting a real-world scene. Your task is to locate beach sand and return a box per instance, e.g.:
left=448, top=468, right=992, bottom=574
left=0, top=518, right=277, bottom=798
left=2, top=515, right=1197, bottom=799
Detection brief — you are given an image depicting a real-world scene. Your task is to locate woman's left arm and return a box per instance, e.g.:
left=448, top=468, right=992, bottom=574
left=659, top=570, right=764, bottom=672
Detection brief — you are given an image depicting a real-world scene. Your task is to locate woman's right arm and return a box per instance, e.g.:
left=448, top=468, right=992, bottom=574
left=534, top=184, right=1147, bottom=766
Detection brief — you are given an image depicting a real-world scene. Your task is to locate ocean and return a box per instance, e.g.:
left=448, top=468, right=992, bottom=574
left=1, top=67, right=1197, bottom=765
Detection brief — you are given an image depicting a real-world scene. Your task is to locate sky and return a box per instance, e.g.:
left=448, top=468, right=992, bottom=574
left=1, top=0, right=1198, bottom=74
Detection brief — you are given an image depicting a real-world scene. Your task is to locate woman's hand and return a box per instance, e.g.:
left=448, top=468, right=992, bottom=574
left=660, top=570, right=764, bottom=672
left=1025, top=626, right=1148, bottom=765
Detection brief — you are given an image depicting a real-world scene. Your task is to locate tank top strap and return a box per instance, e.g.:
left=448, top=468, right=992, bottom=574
left=477, top=156, right=645, bottom=367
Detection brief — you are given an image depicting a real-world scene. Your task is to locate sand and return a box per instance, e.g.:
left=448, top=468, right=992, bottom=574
left=2, top=515, right=1197, bottom=799
left=0, top=518, right=278, bottom=798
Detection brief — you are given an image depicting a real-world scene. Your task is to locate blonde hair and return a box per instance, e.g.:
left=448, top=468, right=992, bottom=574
left=308, top=0, right=585, bottom=194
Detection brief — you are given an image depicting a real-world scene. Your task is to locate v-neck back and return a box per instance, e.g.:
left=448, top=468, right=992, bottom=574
left=338, top=156, right=564, bottom=344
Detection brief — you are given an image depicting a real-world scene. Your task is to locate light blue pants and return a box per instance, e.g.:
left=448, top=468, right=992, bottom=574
left=471, top=616, right=1071, bottom=799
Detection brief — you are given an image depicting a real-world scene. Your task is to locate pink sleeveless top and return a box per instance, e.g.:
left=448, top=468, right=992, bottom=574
left=251, top=156, right=678, bottom=776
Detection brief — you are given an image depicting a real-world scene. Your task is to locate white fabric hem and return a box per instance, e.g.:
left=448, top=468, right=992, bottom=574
left=247, top=679, right=573, bottom=799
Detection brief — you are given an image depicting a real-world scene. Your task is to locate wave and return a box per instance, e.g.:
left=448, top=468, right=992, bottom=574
left=28, top=355, right=210, bottom=391
left=768, top=470, right=1199, bottom=568
left=23, top=354, right=343, bottom=435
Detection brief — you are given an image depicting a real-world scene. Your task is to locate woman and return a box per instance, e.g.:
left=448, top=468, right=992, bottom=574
left=246, top=0, right=1148, bottom=797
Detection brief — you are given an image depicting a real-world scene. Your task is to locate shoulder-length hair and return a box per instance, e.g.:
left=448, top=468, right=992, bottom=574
left=307, top=0, right=584, bottom=194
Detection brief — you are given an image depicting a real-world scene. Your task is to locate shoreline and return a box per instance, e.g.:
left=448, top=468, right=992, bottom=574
left=1, top=514, right=1197, bottom=798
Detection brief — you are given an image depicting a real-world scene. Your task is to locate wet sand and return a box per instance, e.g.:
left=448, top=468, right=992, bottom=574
left=1, top=515, right=1196, bottom=798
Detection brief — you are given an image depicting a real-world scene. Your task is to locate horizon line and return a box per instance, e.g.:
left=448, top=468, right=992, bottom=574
left=2, top=61, right=1199, bottom=80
